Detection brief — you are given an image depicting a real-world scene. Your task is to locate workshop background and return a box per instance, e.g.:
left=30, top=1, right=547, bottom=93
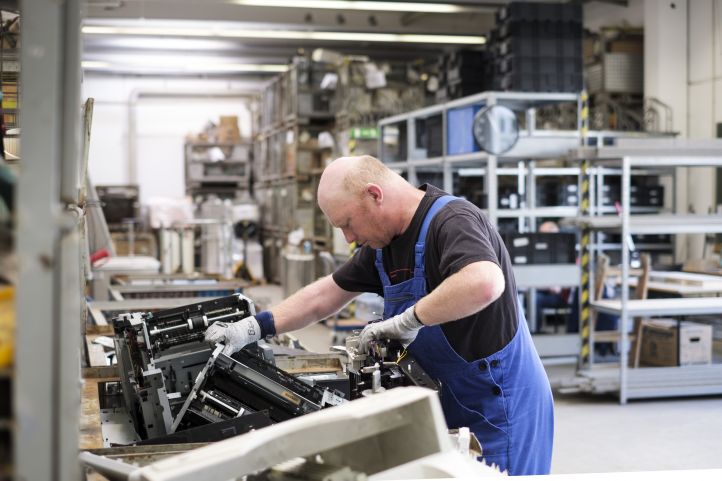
left=2, top=0, right=722, bottom=480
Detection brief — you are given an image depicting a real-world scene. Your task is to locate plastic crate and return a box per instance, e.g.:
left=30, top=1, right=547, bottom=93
left=446, top=104, right=483, bottom=155
left=497, top=2, right=582, bottom=24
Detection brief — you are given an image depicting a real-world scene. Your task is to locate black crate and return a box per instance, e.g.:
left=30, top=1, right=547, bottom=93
left=447, top=65, right=488, bottom=82
left=498, top=19, right=583, bottom=40
left=504, top=233, right=576, bottom=264
left=426, top=115, right=444, bottom=158
left=497, top=36, right=581, bottom=58
left=498, top=55, right=572, bottom=76
left=500, top=71, right=582, bottom=92
left=447, top=49, right=489, bottom=68
left=504, top=233, right=533, bottom=265
left=497, top=2, right=582, bottom=24
left=445, top=79, right=487, bottom=99
left=532, top=233, right=576, bottom=263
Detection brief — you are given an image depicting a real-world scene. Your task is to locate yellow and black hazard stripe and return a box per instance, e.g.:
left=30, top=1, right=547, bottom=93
left=578, top=90, right=592, bottom=368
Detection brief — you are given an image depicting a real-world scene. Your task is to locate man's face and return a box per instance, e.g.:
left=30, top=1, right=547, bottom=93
left=323, top=197, right=389, bottom=249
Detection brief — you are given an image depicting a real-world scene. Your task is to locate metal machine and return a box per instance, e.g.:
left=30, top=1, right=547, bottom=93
left=343, top=334, right=440, bottom=398
left=112, top=294, right=345, bottom=444
left=80, top=387, right=500, bottom=481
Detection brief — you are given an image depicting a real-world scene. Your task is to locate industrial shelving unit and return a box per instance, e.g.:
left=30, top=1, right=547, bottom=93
left=586, top=164, right=675, bottom=266
left=254, top=59, right=336, bottom=283
left=377, top=91, right=583, bottom=358
left=563, top=140, right=722, bottom=403
left=184, top=141, right=252, bottom=199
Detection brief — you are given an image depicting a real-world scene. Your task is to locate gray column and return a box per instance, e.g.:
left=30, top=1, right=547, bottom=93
left=16, top=0, right=83, bottom=480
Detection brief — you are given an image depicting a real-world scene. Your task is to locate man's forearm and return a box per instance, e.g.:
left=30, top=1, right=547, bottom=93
left=269, top=274, right=358, bottom=334
left=414, top=261, right=505, bottom=326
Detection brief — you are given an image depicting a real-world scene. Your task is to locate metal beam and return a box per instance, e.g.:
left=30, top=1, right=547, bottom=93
left=16, top=0, right=82, bottom=479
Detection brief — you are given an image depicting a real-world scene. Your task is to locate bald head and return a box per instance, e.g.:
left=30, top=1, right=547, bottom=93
left=317, top=155, right=422, bottom=248
left=318, top=155, right=393, bottom=207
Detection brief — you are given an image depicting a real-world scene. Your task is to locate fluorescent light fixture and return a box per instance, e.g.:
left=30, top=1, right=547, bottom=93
left=81, top=55, right=288, bottom=73
left=230, top=0, right=490, bottom=14
left=81, top=60, right=111, bottom=68
left=98, top=37, right=239, bottom=51
left=82, top=25, right=485, bottom=45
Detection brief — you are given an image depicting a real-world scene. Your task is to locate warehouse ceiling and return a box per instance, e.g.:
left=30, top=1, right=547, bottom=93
left=82, top=0, right=512, bottom=76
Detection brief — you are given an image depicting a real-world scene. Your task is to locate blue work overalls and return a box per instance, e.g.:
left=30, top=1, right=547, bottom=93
left=374, top=195, right=554, bottom=476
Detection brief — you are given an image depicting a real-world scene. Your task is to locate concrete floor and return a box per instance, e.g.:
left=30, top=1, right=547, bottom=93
left=245, top=284, right=722, bottom=475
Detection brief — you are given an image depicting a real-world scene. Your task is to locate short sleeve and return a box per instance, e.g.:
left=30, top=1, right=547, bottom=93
left=431, top=205, right=500, bottom=279
left=332, top=246, right=384, bottom=295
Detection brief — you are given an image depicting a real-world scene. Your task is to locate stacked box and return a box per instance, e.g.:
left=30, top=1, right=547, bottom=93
left=487, top=2, right=583, bottom=93
left=503, top=232, right=576, bottom=264
left=435, top=49, right=494, bottom=102
left=601, top=183, right=664, bottom=207
left=538, top=181, right=579, bottom=206
left=639, top=320, right=713, bottom=367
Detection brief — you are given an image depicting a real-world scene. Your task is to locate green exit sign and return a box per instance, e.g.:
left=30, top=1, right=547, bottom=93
left=350, top=127, right=379, bottom=140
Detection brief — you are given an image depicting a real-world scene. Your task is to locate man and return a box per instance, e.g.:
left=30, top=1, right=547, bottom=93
left=205, top=155, right=553, bottom=475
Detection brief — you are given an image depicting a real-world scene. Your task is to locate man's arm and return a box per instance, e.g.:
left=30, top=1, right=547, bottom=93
left=414, top=260, right=505, bottom=325
left=270, top=274, right=359, bottom=334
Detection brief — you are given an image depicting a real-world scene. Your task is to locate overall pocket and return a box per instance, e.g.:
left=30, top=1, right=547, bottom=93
left=441, top=382, right=510, bottom=458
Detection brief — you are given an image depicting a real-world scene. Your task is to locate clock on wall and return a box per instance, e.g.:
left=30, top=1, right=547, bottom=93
left=472, top=105, right=519, bottom=155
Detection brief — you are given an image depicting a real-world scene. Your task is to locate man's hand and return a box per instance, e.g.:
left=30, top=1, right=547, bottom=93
left=204, top=316, right=262, bottom=356
left=358, top=305, right=424, bottom=352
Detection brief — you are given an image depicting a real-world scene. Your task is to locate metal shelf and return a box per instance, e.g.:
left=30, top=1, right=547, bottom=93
left=594, top=206, right=667, bottom=215
left=591, top=297, right=722, bottom=317
left=513, top=264, right=579, bottom=288
left=592, top=242, right=673, bottom=251
left=574, top=363, right=722, bottom=398
left=188, top=176, right=248, bottom=184
left=570, top=139, right=722, bottom=164
left=571, top=140, right=722, bottom=403
left=566, top=214, right=722, bottom=234
left=498, top=206, right=578, bottom=218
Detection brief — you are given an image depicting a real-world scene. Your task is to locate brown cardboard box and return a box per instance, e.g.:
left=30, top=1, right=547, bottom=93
left=609, top=39, right=643, bottom=54
left=639, top=319, right=713, bottom=367
left=217, top=115, right=241, bottom=143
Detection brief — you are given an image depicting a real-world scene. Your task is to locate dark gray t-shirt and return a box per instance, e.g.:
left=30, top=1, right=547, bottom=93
left=333, top=184, right=518, bottom=361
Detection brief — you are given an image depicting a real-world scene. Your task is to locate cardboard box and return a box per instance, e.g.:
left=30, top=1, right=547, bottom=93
left=639, top=320, right=713, bottom=367
left=217, top=115, right=241, bottom=143
left=609, top=38, right=643, bottom=55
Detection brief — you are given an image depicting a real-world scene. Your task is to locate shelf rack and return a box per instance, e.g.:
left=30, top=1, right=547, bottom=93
left=377, top=91, right=581, bottom=224
left=378, top=91, right=585, bottom=359
left=563, top=139, right=722, bottom=403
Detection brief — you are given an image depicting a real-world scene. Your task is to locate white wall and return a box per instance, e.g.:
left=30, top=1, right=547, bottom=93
left=643, top=0, right=722, bottom=260
left=82, top=74, right=263, bottom=204
left=687, top=0, right=722, bottom=259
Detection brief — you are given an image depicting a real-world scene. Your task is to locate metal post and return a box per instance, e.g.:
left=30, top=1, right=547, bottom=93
left=619, top=157, right=631, bottom=404
left=16, top=1, right=82, bottom=480
left=578, top=90, right=593, bottom=370
left=487, top=155, right=498, bottom=224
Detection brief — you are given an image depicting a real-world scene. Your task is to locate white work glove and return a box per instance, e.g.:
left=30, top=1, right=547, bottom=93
left=204, top=316, right=261, bottom=356
left=358, top=305, right=424, bottom=353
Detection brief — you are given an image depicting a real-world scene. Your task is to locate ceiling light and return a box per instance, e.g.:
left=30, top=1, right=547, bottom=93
left=98, top=37, right=239, bottom=51
left=82, top=25, right=485, bottom=45
left=81, top=60, right=111, bottom=68
left=230, top=0, right=491, bottom=14
left=81, top=55, right=288, bottom=73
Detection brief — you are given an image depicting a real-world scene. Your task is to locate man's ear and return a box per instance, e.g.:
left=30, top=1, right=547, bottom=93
left=366, top=183, right=383, bottom=203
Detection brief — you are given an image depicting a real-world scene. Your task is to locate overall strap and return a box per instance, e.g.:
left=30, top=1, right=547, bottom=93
left=374, top=248, right=392, bottom=286
left=376, top=194, right=459, bottom=286
left=414, top=195, right=458, bottom=275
